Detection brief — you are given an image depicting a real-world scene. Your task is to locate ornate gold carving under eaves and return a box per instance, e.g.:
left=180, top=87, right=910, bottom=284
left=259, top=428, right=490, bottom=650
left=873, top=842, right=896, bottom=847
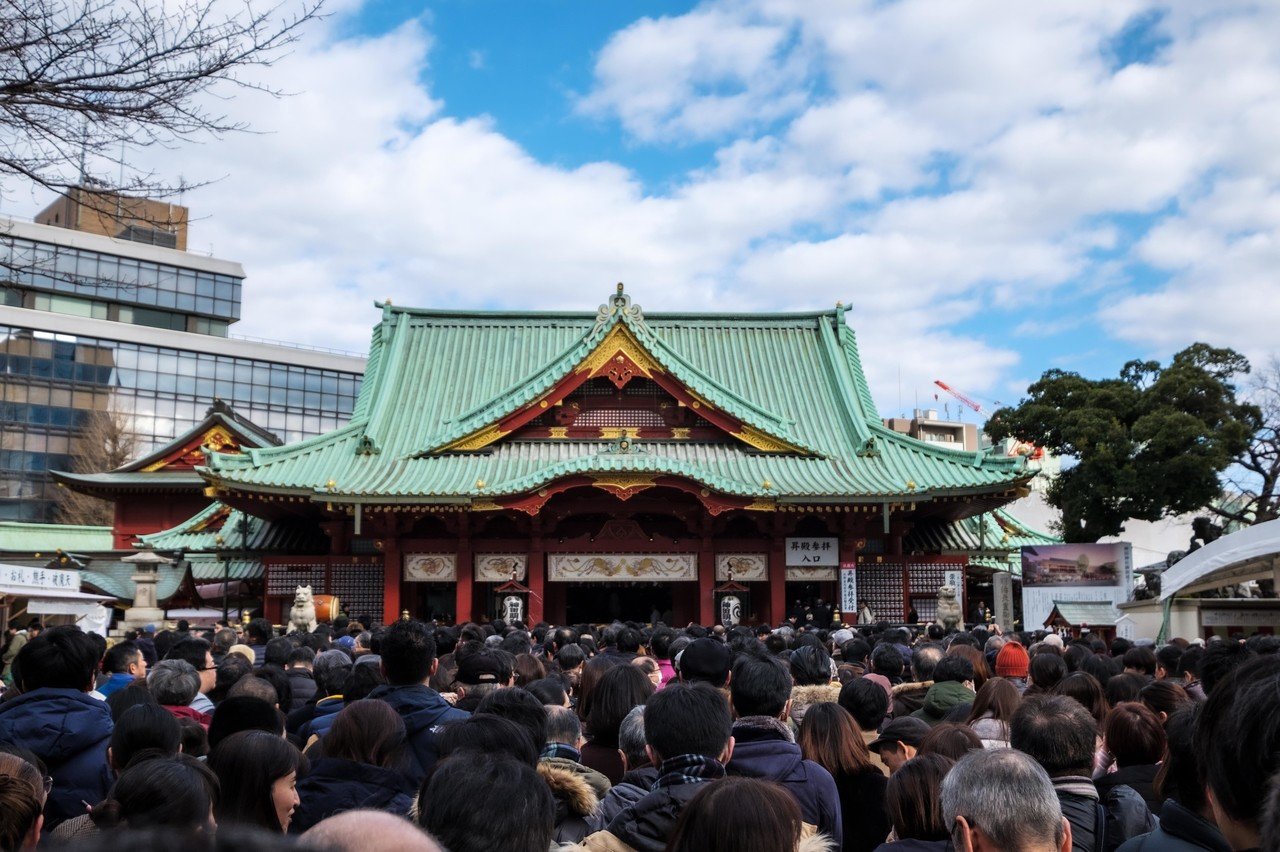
left=591, top=473, right=657, bottom=498
left=548, top=553, right=698, bottom=582
left=475, top=553, right=527, bottom=582
left=403, top=553, right=457, bottom=582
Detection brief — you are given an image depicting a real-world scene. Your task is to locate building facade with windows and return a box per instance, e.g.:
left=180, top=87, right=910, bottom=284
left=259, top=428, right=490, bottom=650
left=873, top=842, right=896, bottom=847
left=0, top=206, right=365, bottom=523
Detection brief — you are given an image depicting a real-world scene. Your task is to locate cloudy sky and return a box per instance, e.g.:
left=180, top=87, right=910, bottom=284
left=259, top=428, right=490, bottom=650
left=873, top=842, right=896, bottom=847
left=13, top=0, right=1280, bottom=418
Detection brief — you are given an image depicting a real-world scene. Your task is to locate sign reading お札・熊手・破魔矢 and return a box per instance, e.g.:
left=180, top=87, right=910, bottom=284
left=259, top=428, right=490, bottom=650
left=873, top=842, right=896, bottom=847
left=786, top=538, right=838, bottom=567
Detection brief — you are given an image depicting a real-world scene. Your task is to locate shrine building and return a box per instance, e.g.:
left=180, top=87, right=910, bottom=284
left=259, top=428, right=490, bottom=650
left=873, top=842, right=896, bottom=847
left=198, top=286, right=1033, bottom=627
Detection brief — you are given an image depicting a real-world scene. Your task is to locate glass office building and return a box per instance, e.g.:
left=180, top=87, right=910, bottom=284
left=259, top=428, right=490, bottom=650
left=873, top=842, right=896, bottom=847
left=0, top=216, right=365, bottom=521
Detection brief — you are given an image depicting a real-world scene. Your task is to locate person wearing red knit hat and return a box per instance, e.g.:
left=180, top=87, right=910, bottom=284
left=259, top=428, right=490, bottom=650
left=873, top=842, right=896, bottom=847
left=995, top=641, right=1030, bottom=693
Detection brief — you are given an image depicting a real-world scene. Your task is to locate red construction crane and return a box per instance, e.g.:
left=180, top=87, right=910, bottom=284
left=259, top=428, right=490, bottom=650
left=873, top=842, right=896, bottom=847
left=933, top=380, right=985, bottom=415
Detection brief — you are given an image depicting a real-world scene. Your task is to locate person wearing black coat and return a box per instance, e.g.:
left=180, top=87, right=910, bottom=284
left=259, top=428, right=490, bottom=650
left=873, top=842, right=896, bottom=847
left=289, top=757, right=415, bottom=834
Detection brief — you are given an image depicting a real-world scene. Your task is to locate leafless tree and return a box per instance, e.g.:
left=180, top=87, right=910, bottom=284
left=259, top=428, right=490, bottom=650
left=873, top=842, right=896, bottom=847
left=1212, top=356, right=1280, bottom=527
left=55, top=407, right=135, bottom=525
left=0, top=0, right=322, bottom=202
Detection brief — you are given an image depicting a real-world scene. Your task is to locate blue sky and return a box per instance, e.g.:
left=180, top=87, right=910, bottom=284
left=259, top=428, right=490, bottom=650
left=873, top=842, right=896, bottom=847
left=18, top=1, right=1279, bottom=419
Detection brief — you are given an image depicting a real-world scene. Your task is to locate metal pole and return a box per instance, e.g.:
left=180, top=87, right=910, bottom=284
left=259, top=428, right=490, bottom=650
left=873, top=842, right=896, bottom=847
left=217, top=534, right=227, bottom=624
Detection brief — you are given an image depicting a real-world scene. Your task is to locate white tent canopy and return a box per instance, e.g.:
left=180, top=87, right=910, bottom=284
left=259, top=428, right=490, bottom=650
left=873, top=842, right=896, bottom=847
left=1160, top=518, right=1280, bottom=600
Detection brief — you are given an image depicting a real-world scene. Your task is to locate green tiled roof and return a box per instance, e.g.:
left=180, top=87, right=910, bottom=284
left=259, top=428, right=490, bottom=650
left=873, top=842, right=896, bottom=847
left=140, top=503, right=326, bottom=554
left=1049, top=600, right=1120, bottom=626
left=204, top=290, right=1029, bottom=505
left=81, top=563, right=186, bottom=602
left=908, top=508, right=1060, bottom=576
left=187, top=558, right=262, bottom=582
left=0, top=522, right=113, bottom=554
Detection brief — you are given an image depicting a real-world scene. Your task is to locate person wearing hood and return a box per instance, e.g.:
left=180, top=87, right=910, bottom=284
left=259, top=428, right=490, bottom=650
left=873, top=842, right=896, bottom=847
left=789, top=646, right=842, bottom=726
left=727, top=653, right=842, bottom=847
left=910, top=656, right=975, bottom=727
left=0, top=626, right=114, bottom=829
left=366, top=620, right=468, bottom=785
left=289, top=700, right=416, bottom=834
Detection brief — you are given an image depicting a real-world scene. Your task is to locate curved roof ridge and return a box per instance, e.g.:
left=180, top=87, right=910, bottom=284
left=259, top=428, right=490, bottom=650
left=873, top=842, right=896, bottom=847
left=492, top=454, right=765, bottom=498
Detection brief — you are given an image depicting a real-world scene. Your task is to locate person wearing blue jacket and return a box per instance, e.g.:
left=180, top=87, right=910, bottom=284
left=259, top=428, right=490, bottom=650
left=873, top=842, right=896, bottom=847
left=367, top=619, right=468, bottom=784
left=726, top=653, right=843, bottom=847
left=0, top=626, right=113, bottom=829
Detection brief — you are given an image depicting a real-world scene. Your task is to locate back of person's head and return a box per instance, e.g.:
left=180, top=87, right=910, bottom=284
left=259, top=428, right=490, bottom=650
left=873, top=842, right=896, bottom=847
left=644, top=682, right=732, bottom=763
left=649, top=627, right=676, bottom=660
left=209, top=730, right=304, bottom=833
left=871, top=643, right=904, bottom=678
left=287, top=646, right=316, bottom=668
left=476, top=687, right=549, bottom=752
left=932, top=654, right=975, bottom=685
left=841, top=637, right=871, bottom=664
left=797, top=701, right=872, bottom=777
left=245, top=618, right=274, bottom=645
left=263, top=637, right=293, bottom=668
left=1029, top=652, right=1067, bottom=690
left=343, top=661, right=387, bottom=701
left=615, top=627, right=641, bottom=654
left=545, top=704, right=582, bottom=747
left=14, top=625, right=98, bottom=690
left=1155, top=644, right=1184, bottom=679
left=789, top=645, right=833, bottom=686
left=942, top=748, right=1066, bottom=851
left=1138, top=679, right=1190, bottom=720
left=0, top=753, right=44, bottom=851
left=94, top=754, right=219, bottom=832
left=166, top=637, right=212, bottom=671
left=1104, top=671, right=1147, bottom=706
left=920, top=722, right=983, bottom=760
left=1180, top=645, right=1205, bottom=680
left=1157, top=705, right=1206, bottom=812
left=110, top=703, right=181, bottom=771
left=106, top=682, right=159, bottom=722
left=666, top=776, right=802, bottom=852
left=324, top=700, right=407, bottom=769
left=208, top=696, right=284, bottom=750
left=911, top=643, right=943, bottom=681
left=301, top=809, right=444, bottom=852
left=965, top=676, right=1021, bottom=726
left=1196, top=655, right=1280, bottom=833
left=1051, top=671, right=1109, bottom=727
left=435, top=715, right=538, bottom=766
left=586, top=663, right=654, bottom=748
left=313, top=649, right=354, bottom=696
left=103, top=640, right=143, bottom=674
left=417, top=753, right=553, bottom=852
left=1010, top=694, right=1098, bottom=777
left=213, top=653, right=253, bottom=698
left=730, top=653, right=791, bottom=719
left=1122, top=645, right=1157, bottom=676
left=838, top=676, right=889, bottom=731
left=148, top=659, right=201, bottom=706
left=228, top=672, right=279, bottom=706
left=525, top=678, right=568, bottom=708
left=556, top=643, right=585, bottom=671
left=886, top=754, right=955, bottom=841
left=618, top=705, right=647, bottom=769
left=1200, top=641, right=1254, bottom=694
left=252, top=666, right=292, bottom=710
left=380, top=619, right=437, bottom=686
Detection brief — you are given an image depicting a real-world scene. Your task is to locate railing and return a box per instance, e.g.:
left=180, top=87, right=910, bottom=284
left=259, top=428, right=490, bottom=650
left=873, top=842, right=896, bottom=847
left=227, top=332, right=366, bottom=358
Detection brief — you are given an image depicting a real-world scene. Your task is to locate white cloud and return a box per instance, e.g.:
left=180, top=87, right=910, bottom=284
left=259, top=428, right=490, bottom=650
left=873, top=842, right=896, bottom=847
left=11, top=0, right=1280, bottom=416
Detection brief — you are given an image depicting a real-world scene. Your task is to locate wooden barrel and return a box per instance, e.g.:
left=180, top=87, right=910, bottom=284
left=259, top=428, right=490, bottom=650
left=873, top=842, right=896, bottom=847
left=312, top=594, right=340, bottom=623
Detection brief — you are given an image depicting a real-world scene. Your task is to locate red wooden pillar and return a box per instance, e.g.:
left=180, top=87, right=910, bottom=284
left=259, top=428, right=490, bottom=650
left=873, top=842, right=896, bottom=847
left=529, top=517, right=545, bottom=626
left=698, top=517, right=715, bottom=626
left=381, top=519, right=402, bottom=625
left=768, top=515, right=786, bottom=626
left=455, top=514, right=473, bottom=624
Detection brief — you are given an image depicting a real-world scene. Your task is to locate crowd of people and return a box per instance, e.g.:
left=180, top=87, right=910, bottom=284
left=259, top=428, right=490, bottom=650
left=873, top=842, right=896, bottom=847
left=0, top=613, right=1276, bottom=852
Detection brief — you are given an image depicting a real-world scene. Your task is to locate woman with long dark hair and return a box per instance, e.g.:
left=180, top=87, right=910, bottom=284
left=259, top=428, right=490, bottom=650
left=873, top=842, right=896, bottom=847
left=798, top=702, right=889, bottom=852
left=665, top=776, right=834, bottom=852
left=92, top=754, right=219, bottom=833
left=289, top=700, right=415, bottom=833
left=208, top=729, right=307, bottom=833
left=581, top=663, right=654, bottom=784
left=876, top=754, right=955, bottom=851
left=965, top=677, right=1021, bottom=748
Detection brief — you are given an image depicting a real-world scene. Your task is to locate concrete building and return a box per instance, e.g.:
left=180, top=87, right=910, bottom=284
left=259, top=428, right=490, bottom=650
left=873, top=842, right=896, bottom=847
left=884, top=409, right=980, bottom=452
left=0, top=195, right=365, bottom=523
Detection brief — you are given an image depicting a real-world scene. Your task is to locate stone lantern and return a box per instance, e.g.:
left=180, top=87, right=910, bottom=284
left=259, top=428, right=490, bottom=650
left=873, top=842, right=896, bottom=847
left=121, top=544, right=173, bottom=630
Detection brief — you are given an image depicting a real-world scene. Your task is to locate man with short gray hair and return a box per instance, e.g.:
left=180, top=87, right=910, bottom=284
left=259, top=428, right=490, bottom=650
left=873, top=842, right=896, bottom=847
left=590, top=705, right=655, bottom=831
left=147, top=660, right=206, bottom=724
left=942, top=748, right=1070, bottom=852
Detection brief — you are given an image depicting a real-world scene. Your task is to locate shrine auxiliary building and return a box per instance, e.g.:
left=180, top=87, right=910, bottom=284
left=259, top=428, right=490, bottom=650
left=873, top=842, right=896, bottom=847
left=199, top=286, right=1032, bottom=627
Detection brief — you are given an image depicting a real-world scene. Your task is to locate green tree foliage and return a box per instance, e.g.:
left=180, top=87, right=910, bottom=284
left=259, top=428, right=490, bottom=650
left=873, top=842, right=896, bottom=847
left=987, top=344, right=1260, bottom=542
